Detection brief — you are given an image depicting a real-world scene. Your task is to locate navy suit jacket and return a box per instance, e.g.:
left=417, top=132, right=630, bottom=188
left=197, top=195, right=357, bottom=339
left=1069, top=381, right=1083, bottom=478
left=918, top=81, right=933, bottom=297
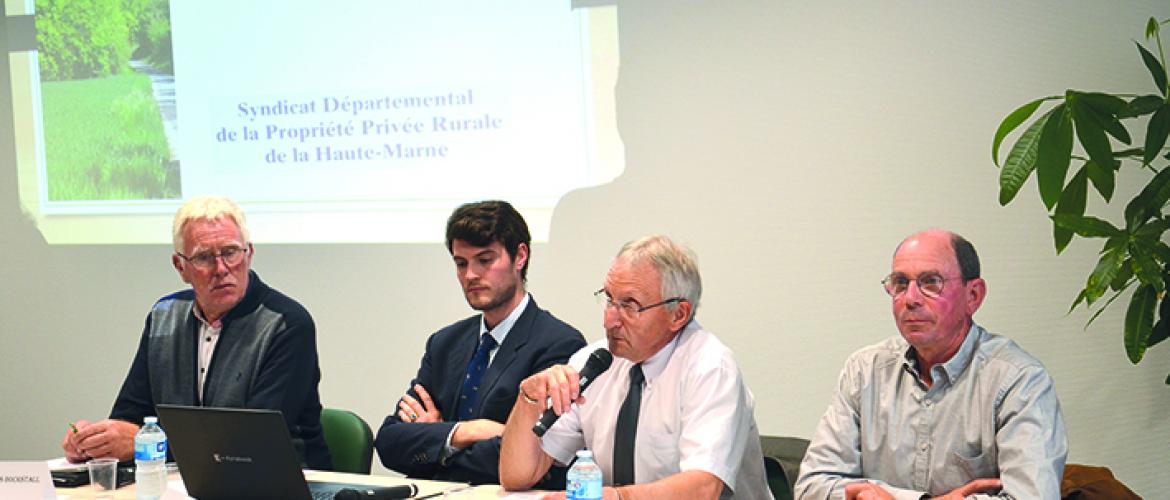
left=374, top=297, right=585, bottom=486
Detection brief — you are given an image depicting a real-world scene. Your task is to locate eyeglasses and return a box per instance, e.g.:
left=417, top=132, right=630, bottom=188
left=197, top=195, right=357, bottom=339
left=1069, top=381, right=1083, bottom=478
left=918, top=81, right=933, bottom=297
left=594, top=288, right=684, bottom=319
left=176, top=246, right=249, bottom=270
left=881, top=273, right=963, bottom=298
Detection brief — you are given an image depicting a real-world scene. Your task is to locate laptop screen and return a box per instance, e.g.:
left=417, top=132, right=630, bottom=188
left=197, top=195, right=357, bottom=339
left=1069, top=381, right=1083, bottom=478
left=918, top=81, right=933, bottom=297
left=156, top=405, right=318, bottom=500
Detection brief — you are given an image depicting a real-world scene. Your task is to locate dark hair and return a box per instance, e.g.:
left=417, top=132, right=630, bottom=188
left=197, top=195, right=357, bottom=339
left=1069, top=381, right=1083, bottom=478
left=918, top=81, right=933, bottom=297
left=445, top=200, right=531, bottom=280
left=951, top=233, right=981, bottom=281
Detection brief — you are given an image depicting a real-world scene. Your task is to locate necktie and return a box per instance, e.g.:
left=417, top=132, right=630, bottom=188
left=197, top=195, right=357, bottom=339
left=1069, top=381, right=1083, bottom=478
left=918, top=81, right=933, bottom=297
left=613, top=364, right=644, bottom=486
left=456, top=333, right=498, bottom=421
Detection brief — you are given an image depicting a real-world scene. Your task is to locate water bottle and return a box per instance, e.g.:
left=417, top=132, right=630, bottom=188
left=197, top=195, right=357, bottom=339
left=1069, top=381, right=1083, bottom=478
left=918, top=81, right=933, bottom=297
left=566, top=449, right=603, bottom=500
left=134, top=416, right=168, bottom=500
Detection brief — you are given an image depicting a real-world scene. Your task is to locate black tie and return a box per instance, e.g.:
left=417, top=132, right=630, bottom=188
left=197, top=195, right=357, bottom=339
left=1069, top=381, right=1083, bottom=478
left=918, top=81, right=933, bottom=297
left=613, top=364, right=644, bottom=486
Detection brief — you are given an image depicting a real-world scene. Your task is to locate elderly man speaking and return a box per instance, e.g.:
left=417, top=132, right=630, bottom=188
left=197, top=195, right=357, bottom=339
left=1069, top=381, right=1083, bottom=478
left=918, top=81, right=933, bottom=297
left=500, top=235, right=772, bottom=500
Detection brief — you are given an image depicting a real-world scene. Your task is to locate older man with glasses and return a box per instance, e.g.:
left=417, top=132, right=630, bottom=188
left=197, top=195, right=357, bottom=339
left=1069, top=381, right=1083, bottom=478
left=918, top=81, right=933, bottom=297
left=795, top=229, right=1067, bottom=500
left=61, top=196, right=331, bottom=469
left=500, top=235, right=773, bottom=500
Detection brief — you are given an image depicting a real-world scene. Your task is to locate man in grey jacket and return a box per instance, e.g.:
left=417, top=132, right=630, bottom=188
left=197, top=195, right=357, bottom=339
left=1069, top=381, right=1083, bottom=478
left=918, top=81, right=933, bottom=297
left=61, top=196, right=330, bottom=469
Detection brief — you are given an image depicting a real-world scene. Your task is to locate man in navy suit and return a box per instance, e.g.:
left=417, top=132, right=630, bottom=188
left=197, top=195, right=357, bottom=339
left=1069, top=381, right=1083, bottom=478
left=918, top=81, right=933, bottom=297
left=374, top=200, right=585, bottom=486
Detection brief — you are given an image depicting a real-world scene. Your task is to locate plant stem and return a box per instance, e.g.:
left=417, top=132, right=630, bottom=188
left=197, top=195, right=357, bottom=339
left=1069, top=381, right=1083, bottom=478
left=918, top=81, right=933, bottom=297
left=1158, top=24, right=1169, bottom=99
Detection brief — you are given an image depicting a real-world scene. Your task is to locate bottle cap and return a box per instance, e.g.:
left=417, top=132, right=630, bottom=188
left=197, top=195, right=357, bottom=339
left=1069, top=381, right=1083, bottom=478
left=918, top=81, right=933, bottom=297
left=144, top=416, right=158, bottom=424
left=575, top=449, right=593, bottom=459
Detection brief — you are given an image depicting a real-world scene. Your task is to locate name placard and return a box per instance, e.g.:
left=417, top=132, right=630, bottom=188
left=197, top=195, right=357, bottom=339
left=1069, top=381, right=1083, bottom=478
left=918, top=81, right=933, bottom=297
left=0, top=461, right=55, bottom=499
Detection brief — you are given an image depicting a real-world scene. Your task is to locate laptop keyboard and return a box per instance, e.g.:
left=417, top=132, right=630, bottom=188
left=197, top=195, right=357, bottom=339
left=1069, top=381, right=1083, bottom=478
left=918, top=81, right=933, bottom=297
left=311, top=490, right=338, bottom=500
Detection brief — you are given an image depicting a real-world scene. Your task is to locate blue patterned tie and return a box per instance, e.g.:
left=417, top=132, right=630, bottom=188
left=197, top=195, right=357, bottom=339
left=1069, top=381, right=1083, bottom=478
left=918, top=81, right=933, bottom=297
left=456, top=333, right=498, bottom=421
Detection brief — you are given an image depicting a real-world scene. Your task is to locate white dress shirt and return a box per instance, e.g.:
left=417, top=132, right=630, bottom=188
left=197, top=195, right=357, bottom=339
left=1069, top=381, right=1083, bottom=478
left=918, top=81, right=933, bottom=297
left=540, top=321, right=773, bottom=499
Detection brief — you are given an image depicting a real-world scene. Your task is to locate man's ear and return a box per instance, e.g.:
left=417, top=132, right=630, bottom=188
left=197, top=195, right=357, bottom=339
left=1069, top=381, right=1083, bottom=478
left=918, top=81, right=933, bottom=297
left=512, top=242, right=529, bottom=273
left=966, top=278, right=987, bottom=316
left=172, top=254, right=191, bottom=284
left=669, top=300, right=693, bottom=333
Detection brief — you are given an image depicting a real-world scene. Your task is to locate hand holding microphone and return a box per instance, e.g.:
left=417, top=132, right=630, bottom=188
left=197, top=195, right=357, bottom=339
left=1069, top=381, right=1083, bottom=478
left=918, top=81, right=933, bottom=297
left=528, top=349, right=613, bottom=437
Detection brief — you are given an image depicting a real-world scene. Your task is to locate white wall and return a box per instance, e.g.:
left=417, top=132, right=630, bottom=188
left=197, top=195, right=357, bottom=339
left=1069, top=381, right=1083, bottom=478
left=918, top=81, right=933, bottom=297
left=3, top=1, right=1168, bottom=494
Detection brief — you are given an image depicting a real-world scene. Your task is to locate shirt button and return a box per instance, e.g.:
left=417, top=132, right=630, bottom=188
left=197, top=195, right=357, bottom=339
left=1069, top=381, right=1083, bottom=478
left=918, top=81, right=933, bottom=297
left=919, top=442, right=930, bottom=452
left=924, top=399, right=933, bottom=407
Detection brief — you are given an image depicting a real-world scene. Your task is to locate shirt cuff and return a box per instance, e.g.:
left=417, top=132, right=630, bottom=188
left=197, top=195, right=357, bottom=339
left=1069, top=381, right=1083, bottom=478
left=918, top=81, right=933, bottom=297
left=440, top=422, right=461, bottom=464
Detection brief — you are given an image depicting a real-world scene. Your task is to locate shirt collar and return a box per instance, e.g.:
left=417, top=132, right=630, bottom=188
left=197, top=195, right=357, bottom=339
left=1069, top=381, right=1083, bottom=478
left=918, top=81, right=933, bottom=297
left=479, top=292, right=530, bottom=346
left=637, top=319, right=695, bottom=383
left=901, top=322, right=983, bottom=386
left=191, top=302, right=223, bottom=329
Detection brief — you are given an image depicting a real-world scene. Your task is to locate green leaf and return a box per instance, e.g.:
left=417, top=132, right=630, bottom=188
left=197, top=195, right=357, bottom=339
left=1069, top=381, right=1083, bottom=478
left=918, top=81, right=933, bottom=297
left=1130, top=243, right=1166, bottom=292
left=1050, top=213, right=1123, bottom=238
left=999, top=109, right=1051, bottom=205
left=1112, top=147, right=1144, bottom=159
left=1085, top=160, right=1115, bottom=202
left=1135, top=218, right=1170, bottom=240
left=1110, top=260, right=1134, bottom=291
left=1143, top=104, right=1170, bottom=166
left=1148, top=17, right=1160, bottom=39
left=1136, top=41, right=1168, bottom=97
left=1124, top=284, right=1158, bottom=363
left=1150, top=319, right=1169, bottom=348
left=1085, top=286, right=1129, bottom=327
left=1037, top=103, right=1074, bottom=210
left=993, top=98, right=1049, bottom=166
left=1125, top=166, right=1170, bottom=228
left=1149, top=241, right=1170, bottom=263
left=1086, top=244, right=1128, bottom=304
left=1068, top=288, right=1089, bottom=313
left=1071, top=95, right=1120, bottom=173
left=1104, top=234, right=1128, bottom=252
left=1053, top=167, right=1089, bottom=253
left=1149, top=290, right=1170, bottom=348
left=1151, top=285, right=1170, bottom=348
left=1119, top=95, right=1165, bottom=118
left=1078, top=92, right=1131, bottom=144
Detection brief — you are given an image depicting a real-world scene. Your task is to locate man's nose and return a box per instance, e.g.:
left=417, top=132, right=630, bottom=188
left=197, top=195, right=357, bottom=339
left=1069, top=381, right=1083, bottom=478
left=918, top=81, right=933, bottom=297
left=461, top=265, right=480, bottom=281
left=603, top=303, right=623, bottom=329
left=900, top=279, right=925, bottom=307
left=213, top=255, right=230, bottom=274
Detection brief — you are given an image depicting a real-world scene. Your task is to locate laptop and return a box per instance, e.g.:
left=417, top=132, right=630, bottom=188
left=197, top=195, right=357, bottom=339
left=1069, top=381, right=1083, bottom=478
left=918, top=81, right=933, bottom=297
left=157, top=404, right=391, bottom=500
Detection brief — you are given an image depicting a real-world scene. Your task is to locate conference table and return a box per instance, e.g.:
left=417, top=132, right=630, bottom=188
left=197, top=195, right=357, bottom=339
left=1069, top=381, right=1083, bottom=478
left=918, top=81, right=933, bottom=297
left=54, top=469, right=549, bottom=499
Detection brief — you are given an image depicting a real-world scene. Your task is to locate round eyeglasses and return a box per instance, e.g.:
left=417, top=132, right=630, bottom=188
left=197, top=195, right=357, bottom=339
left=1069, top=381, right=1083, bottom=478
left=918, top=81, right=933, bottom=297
left=881, top=273, right=963, bottom=298
left=594, top=288, right=684, bottom=319
left=176, top=246, right=249, bottom=270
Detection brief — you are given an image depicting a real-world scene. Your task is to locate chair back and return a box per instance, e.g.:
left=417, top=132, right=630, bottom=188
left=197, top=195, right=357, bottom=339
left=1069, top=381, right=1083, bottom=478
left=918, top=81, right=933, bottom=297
left=320, top=408, right=374, bottom=474
left=760, top=435, right=810, bottom=500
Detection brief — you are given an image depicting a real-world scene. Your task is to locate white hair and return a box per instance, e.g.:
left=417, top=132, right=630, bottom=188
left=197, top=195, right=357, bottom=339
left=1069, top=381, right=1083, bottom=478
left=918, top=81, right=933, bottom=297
left=172, top=196, right=250, bottom=252
left=615, top=235, right=702, bottom=315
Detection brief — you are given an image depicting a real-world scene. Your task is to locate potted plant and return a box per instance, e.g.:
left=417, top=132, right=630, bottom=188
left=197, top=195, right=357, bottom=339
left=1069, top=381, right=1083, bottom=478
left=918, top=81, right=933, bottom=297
left=992, top=17, right=1170, bottom=383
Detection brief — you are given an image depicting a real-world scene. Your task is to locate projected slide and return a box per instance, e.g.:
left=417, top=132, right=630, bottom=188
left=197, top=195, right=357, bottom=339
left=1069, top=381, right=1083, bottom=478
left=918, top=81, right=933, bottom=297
left=8, top=1, right=622, bottom=243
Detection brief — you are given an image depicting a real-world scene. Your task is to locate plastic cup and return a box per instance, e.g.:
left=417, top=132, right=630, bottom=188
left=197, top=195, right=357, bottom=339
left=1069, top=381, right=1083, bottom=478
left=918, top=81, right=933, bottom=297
left=86, top=458, right=119, bottom=497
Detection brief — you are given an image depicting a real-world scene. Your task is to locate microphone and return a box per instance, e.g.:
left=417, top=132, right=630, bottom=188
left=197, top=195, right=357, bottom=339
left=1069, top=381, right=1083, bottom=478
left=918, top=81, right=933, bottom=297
left=532, top=348, right=614, bottom=437
left=333, top=484, right=418, bottom=500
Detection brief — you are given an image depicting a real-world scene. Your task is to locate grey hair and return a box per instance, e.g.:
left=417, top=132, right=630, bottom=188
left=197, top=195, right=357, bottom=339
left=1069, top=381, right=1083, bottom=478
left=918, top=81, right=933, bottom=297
left=615, top=235, right=702, bottom=317
left=172, top=196, right=250, bottom=252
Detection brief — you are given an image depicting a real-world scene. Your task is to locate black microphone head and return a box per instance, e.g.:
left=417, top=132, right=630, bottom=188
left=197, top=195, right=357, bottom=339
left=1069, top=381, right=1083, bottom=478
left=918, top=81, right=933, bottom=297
left=582, top=348, right=613, bottom=376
